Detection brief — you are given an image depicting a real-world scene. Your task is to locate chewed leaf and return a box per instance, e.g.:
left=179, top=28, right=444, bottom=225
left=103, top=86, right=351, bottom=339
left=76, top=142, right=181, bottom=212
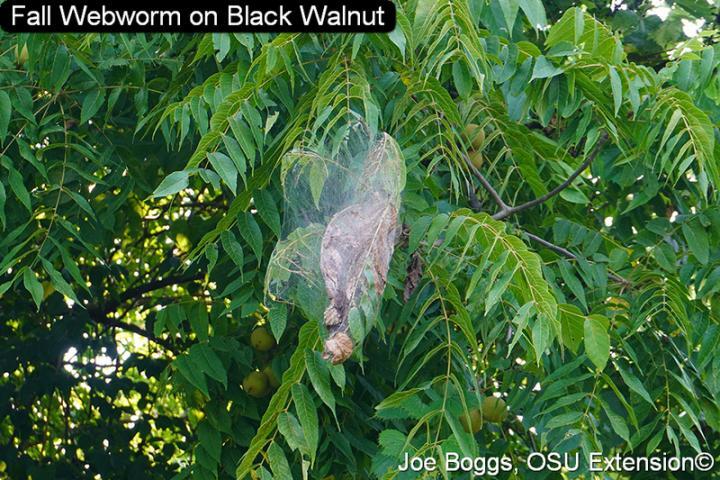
left=321, top=196, right=398, bottom=363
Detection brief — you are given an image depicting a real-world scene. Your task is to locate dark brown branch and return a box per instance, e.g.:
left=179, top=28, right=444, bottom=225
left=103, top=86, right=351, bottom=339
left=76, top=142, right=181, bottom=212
left=463, top=133, right=629, bottom=287
left=523, top=231, right=577, bottom=260
left=85, top=272, right=204, bottom=353
left=102, top=273, right=203, bottom=314
left=464, top=157, right=512, bottom=215
left=493, top=132, right=610, bottom=220
left=522, top=231, right=629, bottom=286
left=466, top=131, right=610, bottom=221
left=91, top=312, right=178, bottom=353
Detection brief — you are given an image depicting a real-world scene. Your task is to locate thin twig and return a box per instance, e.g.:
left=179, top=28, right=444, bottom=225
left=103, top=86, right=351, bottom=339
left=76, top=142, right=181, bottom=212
left=466, top=131, right=610, bottom=221
left=522, top=231, right=630, bottom=286
left=523, top=231, right=577, bottom=259
left=494, top=132, right=610, bottom=220
left=464, top=158, right=512, bottom=215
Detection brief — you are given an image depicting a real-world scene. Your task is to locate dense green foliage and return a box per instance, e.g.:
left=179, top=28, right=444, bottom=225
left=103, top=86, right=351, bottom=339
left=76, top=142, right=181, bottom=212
left=1, top=1, right=720, bottom=478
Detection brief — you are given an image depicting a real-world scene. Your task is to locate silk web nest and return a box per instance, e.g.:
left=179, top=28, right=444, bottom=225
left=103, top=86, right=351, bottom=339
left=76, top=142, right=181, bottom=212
left=265, top=123, right=405, bottom=364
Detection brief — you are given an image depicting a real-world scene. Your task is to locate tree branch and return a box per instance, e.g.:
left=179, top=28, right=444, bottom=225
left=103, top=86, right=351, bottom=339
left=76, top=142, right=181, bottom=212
left=91, top=312, right=179, bottom=353
left=494, top=132, right=609, bottom=220
left=522, top=231, right=577, bottom=259
left=464, top=157, right=512, bottom=215
left=466, top=131, right=610, bottom=221
left=85, top=272, right=204, bottom=353
left=521, top=230, right=629, bottom=286
left=462, top=130, right=628, bottom=286
left=101, top=273, right=204, bottom=314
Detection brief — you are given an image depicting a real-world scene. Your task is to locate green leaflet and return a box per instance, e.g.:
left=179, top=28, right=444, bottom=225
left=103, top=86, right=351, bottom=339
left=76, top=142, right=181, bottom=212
left=6, top=164, right=31, bottom=212
left=22, top=268, right=43, bottom=310
left=0, top=181, right=5, bottom=230
left=237, top=212, right=264, bottom=261
left=220, top=230, right=244, bottom=270
left=189, top=343, right=228, bottom=389
left=304, top=349, right=336, bottom=417
left=266, top=442, right=292, bottom=478
left=681, top=219, right=709, bottom=265
left=80, top=89, right=105, bottom=125
left=197, top=421, right=222, bottom=464
left=531, top=55, right=563, bottom=80
left=558, top=303, right=585, bottom=354
left=207, top=152, right=238, bottom=195
left=584, top=314, right=610, bottom=371
left=291, top=383, right=319, bottom=464
left=153, top=171, right=189, bottom=197
left=608, top=66, right=623, bottom=116
left=40, top=258, right=79, bottom=304
left=0, top=90, right=11, bottom=145
left=187, top=302, right=210, bottom=342
left=267, top=303, right=287, bottom=341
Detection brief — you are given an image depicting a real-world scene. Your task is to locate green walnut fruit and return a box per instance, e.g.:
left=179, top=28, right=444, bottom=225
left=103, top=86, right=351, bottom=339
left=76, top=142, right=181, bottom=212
left=460, top=408, right=483, bottom=433
left=250, top=327, right=276, bottom=352
left=482, top=396, right=507, bottom=424
left=468, top=150, right=484, bottom=170
left=262, top=365, right=281, bottom=389
left=463, top=123, right=485, bottom=150
left=242, top=371, right=270, bottom=398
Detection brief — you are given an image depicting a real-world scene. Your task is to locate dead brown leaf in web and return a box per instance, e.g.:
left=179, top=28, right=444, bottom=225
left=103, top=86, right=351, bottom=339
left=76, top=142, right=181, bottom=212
left=320, top=193, right=398, bottom=363
left=403, top=251, right=423, bottom=303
